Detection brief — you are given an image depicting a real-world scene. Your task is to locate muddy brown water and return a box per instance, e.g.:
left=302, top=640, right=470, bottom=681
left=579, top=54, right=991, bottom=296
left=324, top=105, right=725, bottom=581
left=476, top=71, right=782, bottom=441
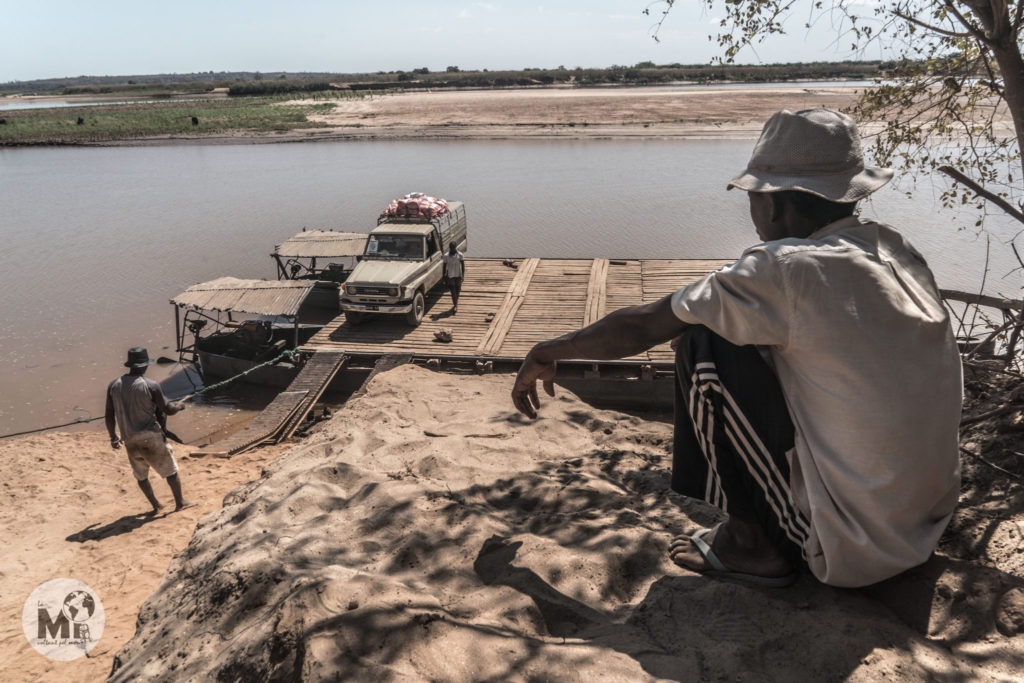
left=0, top=139, right=1017, bottom=438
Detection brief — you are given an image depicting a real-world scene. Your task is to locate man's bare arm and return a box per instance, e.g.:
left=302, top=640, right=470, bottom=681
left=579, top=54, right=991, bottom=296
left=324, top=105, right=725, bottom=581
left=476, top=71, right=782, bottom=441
left=150, top=382, right=185, bottom=414
left=104, top=389, right=120, bottom=449
left=511, top=294, right=687, bottom=418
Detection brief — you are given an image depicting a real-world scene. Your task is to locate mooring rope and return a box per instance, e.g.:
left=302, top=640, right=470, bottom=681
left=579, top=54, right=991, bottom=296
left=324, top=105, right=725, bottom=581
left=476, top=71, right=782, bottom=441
left=0, top=349, right=298, bottom=440
left=0, top=416, right=105, bottom=439
left=174, top=349, right=297, bottom=401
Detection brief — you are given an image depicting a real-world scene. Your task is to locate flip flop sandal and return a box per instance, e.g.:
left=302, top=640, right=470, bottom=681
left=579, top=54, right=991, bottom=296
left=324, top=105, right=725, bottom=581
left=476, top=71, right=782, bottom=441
left=690, top=528, right=797, bottom=588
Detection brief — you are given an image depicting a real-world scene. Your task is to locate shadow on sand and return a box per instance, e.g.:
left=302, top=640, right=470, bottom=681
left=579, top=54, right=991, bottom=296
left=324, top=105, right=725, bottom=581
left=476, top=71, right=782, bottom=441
left=66, top=511, right=165, bottom=543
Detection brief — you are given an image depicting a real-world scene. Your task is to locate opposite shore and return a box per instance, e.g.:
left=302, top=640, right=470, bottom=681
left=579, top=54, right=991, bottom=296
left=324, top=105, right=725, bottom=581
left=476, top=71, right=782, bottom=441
left=1, top=85, right=871, bottom=145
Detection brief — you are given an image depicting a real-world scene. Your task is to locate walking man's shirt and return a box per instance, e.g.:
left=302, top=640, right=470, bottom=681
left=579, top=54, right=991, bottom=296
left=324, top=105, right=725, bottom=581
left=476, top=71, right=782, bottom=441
left=107, top=372, right=179, bottom=480
left=443, top=246, right=465, bottom=312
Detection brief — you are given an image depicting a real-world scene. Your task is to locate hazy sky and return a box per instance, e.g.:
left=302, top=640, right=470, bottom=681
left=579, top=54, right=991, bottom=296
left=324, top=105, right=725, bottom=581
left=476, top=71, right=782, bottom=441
left=2, top=1, right=887, bottom=83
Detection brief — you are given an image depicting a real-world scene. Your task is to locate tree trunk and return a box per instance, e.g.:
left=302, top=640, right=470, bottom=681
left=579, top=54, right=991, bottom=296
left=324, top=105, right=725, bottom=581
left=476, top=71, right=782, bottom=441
left=991, top=40, right=1024, bottom=181
left=960, top=0, right=1024, bottom=180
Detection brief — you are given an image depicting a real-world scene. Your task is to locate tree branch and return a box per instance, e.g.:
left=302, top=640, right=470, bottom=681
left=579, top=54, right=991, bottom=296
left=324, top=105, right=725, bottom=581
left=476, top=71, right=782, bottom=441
left=942, top=0, right=995, bottom=42
left=938, top=165, right=1024, bottom=225
left=894, top=8, right=973, bottom=39
left=958, top=445, right=1022, bottom=479
left=941, top=288, right=1024, bottom=311
left=644, top=0, right=676, bottom=42
left=963, top=359, right=1024, bottom=378
left=958, top=0, right=999, bottom=36
left=960, top=404, right=1022, bottom=426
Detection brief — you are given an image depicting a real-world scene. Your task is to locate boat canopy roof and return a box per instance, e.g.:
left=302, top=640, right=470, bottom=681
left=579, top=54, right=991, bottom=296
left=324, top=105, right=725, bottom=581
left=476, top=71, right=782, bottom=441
left=273, top=230, right=368, bottom=259
left=171, top=277, right=333, bottom=317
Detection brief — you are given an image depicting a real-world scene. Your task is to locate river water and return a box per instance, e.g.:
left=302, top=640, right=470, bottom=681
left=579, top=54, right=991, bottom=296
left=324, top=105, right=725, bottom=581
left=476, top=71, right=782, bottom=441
left=0, top=139, right=1018, bottom=438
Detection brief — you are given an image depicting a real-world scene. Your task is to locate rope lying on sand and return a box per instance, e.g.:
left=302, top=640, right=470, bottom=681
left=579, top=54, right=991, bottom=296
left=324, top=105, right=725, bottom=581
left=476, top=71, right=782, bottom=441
left=0, top=349, right=298, bottom=440
left=0, top=416, right=105, bottom=439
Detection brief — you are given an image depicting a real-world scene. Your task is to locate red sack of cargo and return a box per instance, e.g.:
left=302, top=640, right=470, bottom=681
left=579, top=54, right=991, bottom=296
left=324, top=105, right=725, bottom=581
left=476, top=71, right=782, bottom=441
left=379, top=194, right=449, bottom=218
left=379, top=199, right=401, bottom=218
left=413, top=197, right=429, bottom=218
left=418, top=196, right=449, bottom=218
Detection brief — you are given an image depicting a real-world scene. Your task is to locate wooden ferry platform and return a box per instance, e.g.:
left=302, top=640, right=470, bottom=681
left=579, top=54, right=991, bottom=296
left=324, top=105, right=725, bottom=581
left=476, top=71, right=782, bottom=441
left=302, top=257, right=730, bottom=366
left=198, top=257, right=730, bottom=454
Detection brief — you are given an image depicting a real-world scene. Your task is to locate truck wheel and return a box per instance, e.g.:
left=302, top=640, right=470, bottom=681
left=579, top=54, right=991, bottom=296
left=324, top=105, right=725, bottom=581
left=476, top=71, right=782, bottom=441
left=406, top=290, right=425, bottom=326
left=346, top=311, right=365, bottom=325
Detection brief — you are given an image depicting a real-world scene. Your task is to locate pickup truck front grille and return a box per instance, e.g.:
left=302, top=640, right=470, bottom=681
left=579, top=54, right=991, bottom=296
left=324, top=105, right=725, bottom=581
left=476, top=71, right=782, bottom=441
left=350, top=286, right=395, bottom=296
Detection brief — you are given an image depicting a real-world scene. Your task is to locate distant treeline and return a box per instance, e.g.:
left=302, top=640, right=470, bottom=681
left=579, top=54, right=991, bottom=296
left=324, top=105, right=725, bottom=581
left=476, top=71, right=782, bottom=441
left=226, top=79, right=339, bottom=96
left=378, top=61, right=888, bottom=88
left=3, top=62, right=895, bottom=97
left=61, top=81, right=216, bottom=96
left=222, top=62, right=887, bottom=96
left=0, top=71, right=335, bottom=94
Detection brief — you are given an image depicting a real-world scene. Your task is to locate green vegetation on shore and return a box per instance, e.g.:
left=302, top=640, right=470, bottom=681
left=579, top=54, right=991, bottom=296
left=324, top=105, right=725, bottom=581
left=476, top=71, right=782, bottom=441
left=0, top=97, right=342, bottom=145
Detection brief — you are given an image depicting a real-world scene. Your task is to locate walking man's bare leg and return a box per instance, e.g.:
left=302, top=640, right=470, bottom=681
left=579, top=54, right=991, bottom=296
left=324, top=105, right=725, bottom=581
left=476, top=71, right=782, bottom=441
left=136, top=478, right=162, bottom=514
left=166, top=474, right=196, bottom=511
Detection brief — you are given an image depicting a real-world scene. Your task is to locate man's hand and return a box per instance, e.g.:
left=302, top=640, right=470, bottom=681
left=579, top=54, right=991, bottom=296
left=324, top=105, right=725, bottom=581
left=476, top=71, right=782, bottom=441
left=510, top=296, right=686, bottom=419
left=110, top=435, right=122, bottom=450
left=169, top=400, right=187, bottom=412
left=511, top=348, right=557, bottom=419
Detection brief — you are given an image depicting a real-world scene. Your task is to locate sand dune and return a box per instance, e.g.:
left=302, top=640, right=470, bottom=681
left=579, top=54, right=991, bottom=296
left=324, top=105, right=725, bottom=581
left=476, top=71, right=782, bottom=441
left=100, top=366, right=1023, bottom=681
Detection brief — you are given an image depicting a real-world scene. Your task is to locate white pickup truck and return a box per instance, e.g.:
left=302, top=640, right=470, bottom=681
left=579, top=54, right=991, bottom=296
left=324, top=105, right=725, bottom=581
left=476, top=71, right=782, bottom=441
left=340, top=200, right=467, bottom=326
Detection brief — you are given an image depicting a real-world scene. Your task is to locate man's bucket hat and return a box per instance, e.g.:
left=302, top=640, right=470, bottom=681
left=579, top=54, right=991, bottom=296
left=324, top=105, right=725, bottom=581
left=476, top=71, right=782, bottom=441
left=727, top=108, right=893, bottom=203
left=124, top=347, right=154, bottom=369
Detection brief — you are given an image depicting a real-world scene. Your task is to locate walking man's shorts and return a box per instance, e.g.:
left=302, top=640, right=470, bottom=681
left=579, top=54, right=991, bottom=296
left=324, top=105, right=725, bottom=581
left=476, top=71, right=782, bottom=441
left=124, top=430, right=178, bottom=480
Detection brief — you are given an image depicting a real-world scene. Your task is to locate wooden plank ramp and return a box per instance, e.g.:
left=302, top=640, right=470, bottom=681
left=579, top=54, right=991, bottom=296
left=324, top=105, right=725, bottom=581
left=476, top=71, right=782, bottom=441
left=274, top=350, right=349, bottom=442
left=196, top=391, right=308, bottom=456
left=303, top=258, right=732, bottom=365
left=197, top=350, right=348, bottom=455
left=477, top=258, right=540, bottom=355
left=583, top=258, right=609, bottom=326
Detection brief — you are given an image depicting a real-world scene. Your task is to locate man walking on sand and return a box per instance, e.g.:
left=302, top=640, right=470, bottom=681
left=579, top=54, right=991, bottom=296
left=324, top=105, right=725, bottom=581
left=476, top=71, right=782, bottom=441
left=442, top=242, right=466, bottom=314
left=512, top=109, right=961, bottom=588
left=105, top=347, right=195, bottom=514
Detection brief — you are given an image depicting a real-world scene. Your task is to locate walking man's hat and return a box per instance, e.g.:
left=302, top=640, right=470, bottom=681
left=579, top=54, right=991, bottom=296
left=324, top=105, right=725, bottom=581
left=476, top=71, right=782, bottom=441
left=124, top=347, right=154, bottom=369
left=727, top=108, right=893, bottom=202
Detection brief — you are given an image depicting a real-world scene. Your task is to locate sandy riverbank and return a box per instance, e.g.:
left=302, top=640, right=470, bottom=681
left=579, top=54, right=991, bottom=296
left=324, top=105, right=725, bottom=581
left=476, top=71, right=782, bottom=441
left=12, top=84, right=1013, bottom=146
left=81, top=84, right=870, bottom=146
left=4, top=364, right=1023, bottom=681
left=296, top=85, right=867, bottom=140
left=0, top=432, right=288, bottom=682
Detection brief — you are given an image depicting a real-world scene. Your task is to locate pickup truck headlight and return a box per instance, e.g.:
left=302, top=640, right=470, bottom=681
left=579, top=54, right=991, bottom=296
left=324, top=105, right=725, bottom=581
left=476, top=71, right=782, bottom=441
left=388, top=287, right=399, bottom=297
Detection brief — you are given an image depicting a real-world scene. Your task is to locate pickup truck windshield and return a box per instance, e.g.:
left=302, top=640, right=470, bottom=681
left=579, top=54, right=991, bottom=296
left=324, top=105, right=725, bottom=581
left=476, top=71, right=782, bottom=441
left=365, top=235, right=425, bottom=260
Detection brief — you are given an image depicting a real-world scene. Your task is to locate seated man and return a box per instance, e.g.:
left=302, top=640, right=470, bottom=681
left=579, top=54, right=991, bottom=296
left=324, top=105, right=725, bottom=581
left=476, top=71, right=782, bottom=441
left=511, top=109, right=961, bottom=588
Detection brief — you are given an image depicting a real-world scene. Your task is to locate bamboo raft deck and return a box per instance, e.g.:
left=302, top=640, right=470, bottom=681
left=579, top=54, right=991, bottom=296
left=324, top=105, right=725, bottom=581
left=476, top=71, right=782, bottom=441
left=302, top=258, right=731, bottom=364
